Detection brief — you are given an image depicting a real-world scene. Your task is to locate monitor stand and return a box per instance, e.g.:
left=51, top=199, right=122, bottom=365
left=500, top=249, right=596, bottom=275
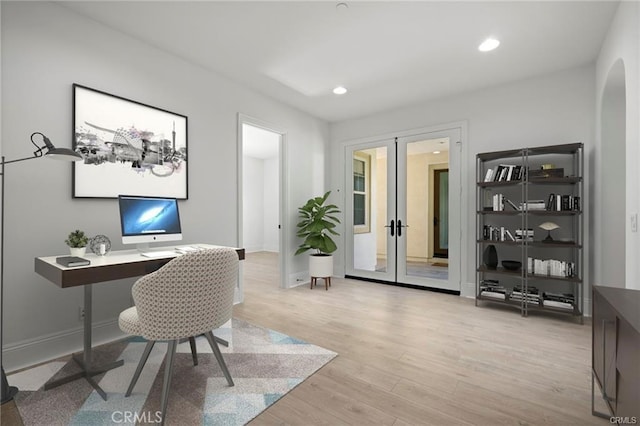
left=135, top=243, right=151, bottom=253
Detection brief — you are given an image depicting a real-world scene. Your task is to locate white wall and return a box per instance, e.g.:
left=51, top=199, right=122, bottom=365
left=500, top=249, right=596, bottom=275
left=243, top=155, right=279, bottom=253
left=243, top=156, right=265, bottom=252
left=1, top=1, right=328, bottom=371
left=595, top=1, right=640, bottom=290
left=331, top=66, right=595, bottom=299
left=263, top=156, right=279, bottom=252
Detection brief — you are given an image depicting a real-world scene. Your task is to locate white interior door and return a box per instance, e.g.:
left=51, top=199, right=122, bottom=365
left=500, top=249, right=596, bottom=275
left=346, top=128, right=461, bottom=293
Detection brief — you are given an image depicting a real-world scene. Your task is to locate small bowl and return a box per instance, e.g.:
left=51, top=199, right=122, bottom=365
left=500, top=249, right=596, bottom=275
left=502, top=260, right=522, bottom=271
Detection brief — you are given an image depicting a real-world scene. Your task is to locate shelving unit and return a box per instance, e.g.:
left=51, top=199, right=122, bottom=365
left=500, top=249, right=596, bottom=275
left=475, top=143, right=583, bottom=322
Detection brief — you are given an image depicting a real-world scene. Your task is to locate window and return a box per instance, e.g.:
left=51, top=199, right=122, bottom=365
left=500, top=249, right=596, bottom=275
left=353, top=152, right=370, bottom=233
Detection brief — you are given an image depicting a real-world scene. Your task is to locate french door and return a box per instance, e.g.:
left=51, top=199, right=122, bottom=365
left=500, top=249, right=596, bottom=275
left=345, top=128, right=461, bottom=292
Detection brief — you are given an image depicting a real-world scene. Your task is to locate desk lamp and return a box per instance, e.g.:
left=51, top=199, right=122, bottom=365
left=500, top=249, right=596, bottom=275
left=1, top=132, right=82, bottom=404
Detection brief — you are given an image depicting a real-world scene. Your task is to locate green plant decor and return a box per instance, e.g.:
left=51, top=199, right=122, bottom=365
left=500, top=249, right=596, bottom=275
left=65, top=229, right=89, bottom=248
left=295, top=191, right=341, bottom=255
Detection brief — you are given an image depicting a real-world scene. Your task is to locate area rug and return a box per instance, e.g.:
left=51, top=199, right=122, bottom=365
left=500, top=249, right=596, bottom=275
left=10, top=318, right=337, bottom=425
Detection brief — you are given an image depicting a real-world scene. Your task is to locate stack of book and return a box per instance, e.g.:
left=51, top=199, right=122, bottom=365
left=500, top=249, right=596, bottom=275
left=515, top=229, right=534, bottom=241
left=542, top=292, right=575, bottom=310
left=528, top=167, right=564, bottom=178
left=510, top=285, right=541, bottom=305
left=479, top=280, right=507, bottom=300
left=518, top=200, right=546, bottom=210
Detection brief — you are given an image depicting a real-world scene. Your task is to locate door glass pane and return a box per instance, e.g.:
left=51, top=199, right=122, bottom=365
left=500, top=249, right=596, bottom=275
left=405, top=138, right=449, bottom=280
left=354, top=193, right=366, bottom=225
left=353, top=148, right=387, bottom=272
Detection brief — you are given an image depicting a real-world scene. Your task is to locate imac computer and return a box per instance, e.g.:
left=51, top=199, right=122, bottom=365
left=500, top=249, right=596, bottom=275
left=118, top=195, right=182, bottom=255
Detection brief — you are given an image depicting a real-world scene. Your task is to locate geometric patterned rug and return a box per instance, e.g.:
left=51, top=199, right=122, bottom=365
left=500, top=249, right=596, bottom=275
left=10, top=318, right=337, bottom=425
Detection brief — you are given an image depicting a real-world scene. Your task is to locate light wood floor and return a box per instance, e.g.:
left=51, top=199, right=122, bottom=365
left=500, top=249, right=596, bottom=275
left=237, top=251, right=607, bottom=426
left=1, top=251, right=607, bottom=425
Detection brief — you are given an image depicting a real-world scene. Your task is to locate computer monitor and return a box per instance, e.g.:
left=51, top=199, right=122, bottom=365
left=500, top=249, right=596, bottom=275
left=118, top=195, right=182, bottom=248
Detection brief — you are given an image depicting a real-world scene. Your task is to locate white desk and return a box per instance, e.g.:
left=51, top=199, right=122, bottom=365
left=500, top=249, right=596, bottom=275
left=34, top=244, right=245, bottom=400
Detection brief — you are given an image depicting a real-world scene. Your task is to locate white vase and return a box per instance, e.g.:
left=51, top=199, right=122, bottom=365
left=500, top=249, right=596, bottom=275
left=70, top=247, right=86, bottom=257
left=309, top=254, right=333, bottom=278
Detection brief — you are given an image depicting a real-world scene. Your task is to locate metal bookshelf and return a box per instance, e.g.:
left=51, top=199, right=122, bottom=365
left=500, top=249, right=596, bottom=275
left=475, top=143, right=584, bottom=322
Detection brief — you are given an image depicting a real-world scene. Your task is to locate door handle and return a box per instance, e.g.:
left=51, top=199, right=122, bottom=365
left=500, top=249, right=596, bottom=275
left=384, top=219, right=395, bottom=237
left=397, top=220, right=408, bottom=237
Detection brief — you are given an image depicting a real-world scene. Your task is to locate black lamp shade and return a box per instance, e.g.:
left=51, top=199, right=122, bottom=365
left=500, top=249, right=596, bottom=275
left=45, top=147, right=83, bottom=161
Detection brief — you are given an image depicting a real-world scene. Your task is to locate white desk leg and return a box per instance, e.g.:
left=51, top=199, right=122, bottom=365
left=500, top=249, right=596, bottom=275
left=44, top=284, right=124, bottom=400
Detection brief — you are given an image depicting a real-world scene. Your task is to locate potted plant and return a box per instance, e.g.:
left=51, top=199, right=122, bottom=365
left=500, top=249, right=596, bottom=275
left=65, top=229, right=89, bottom=257
left=295, top=191, right=341, bottom=278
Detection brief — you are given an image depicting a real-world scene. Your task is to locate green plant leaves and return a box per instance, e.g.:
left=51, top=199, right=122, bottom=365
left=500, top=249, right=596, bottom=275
left=295, top=191, right=341, bottom=255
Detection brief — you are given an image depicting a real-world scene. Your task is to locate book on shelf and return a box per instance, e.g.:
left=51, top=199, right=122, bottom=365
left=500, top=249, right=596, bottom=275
left=480, top=291, right=506, bottom=300
left=542, top=300, right=574, bottom=310
left=528, top=167, right=564, bottom=178
left=515, top=229, right=534, bottom=241
left=503, top=197, right=519, bottom=211
left=492, top=194, right=504, bottom=211
left=527, top=258, right=575, bottom=277
left=546, top=193, right=555, bottom=210
left=492, top=164, right=521, bottom=182
left=484, top=168, right=494, bottom=182
left=519, top=200, right=546, bottom=210
left=505, top=229, right=516, bottom=241
left=546, top=193, right=581, bottom=211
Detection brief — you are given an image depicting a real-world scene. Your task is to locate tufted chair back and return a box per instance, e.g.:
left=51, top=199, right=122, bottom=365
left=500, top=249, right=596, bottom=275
left=131, top=247, right=238, bottom=341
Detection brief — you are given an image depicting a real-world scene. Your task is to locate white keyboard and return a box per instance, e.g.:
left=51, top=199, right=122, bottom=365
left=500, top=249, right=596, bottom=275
left=140, top=250, right=177, bottom=258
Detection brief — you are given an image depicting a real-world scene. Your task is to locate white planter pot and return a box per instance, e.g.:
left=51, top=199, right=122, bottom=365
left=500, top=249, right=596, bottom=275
left=69, top=247, right=87, bottom=257
left=309, top=254, right=333, bottom=278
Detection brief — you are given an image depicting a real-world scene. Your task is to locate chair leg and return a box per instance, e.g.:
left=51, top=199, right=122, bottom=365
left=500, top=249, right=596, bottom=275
left=188, top=336, right=198, bottom=366
left=125, top=340, right=155, bottom=397
left=204, top=331, right=234, bottom=387
left=159, top=340, right=178, bottom=426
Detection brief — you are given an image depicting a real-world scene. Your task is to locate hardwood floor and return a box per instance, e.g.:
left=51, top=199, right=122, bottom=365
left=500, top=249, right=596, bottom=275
left=1, top=251, right=607, bottom=425
left=237, top=252, right=606, bottom=425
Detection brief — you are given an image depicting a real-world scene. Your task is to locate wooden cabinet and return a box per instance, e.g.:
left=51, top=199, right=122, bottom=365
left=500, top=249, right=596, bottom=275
left=592, top=285, right=640, bottom=420
left=475, top=143, right=583, bottom=320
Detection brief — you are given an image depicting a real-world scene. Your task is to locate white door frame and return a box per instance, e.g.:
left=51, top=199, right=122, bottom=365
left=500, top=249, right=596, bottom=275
left=344, top=121, right=467, bottom=293
left=237, top=113, right=288, bottom=294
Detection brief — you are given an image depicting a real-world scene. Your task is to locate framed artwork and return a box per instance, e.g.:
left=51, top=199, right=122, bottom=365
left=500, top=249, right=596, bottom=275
left=72, top=84, right=188, bottom=199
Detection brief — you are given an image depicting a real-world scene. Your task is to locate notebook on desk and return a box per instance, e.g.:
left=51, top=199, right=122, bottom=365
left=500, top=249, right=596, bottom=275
left=56, top=256, right=91, bottom=267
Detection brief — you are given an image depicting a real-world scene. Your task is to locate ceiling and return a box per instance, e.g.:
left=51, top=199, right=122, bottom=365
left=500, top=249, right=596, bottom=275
left=59, top=1, right=618, bottom=123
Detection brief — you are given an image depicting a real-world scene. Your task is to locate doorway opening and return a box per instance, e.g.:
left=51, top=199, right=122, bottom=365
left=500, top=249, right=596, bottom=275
left=238, top=116, right=287, bottom=293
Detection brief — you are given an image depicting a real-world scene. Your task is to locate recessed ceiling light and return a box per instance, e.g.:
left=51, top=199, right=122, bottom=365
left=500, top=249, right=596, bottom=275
left=478, top=38, right=500, bottom=52
left=333, top=86, right=347, bottom=95
left=433, top=151, right=441, bottom=154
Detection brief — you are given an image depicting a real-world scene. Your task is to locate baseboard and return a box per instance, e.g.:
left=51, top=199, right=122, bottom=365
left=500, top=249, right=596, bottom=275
left=288, top=271, right=308, bottom=288
left=461, top=281, right=476, bottom=298
left=3, top=318, right=126, bottom=373
left=245, top=247, right=279, bottom=254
